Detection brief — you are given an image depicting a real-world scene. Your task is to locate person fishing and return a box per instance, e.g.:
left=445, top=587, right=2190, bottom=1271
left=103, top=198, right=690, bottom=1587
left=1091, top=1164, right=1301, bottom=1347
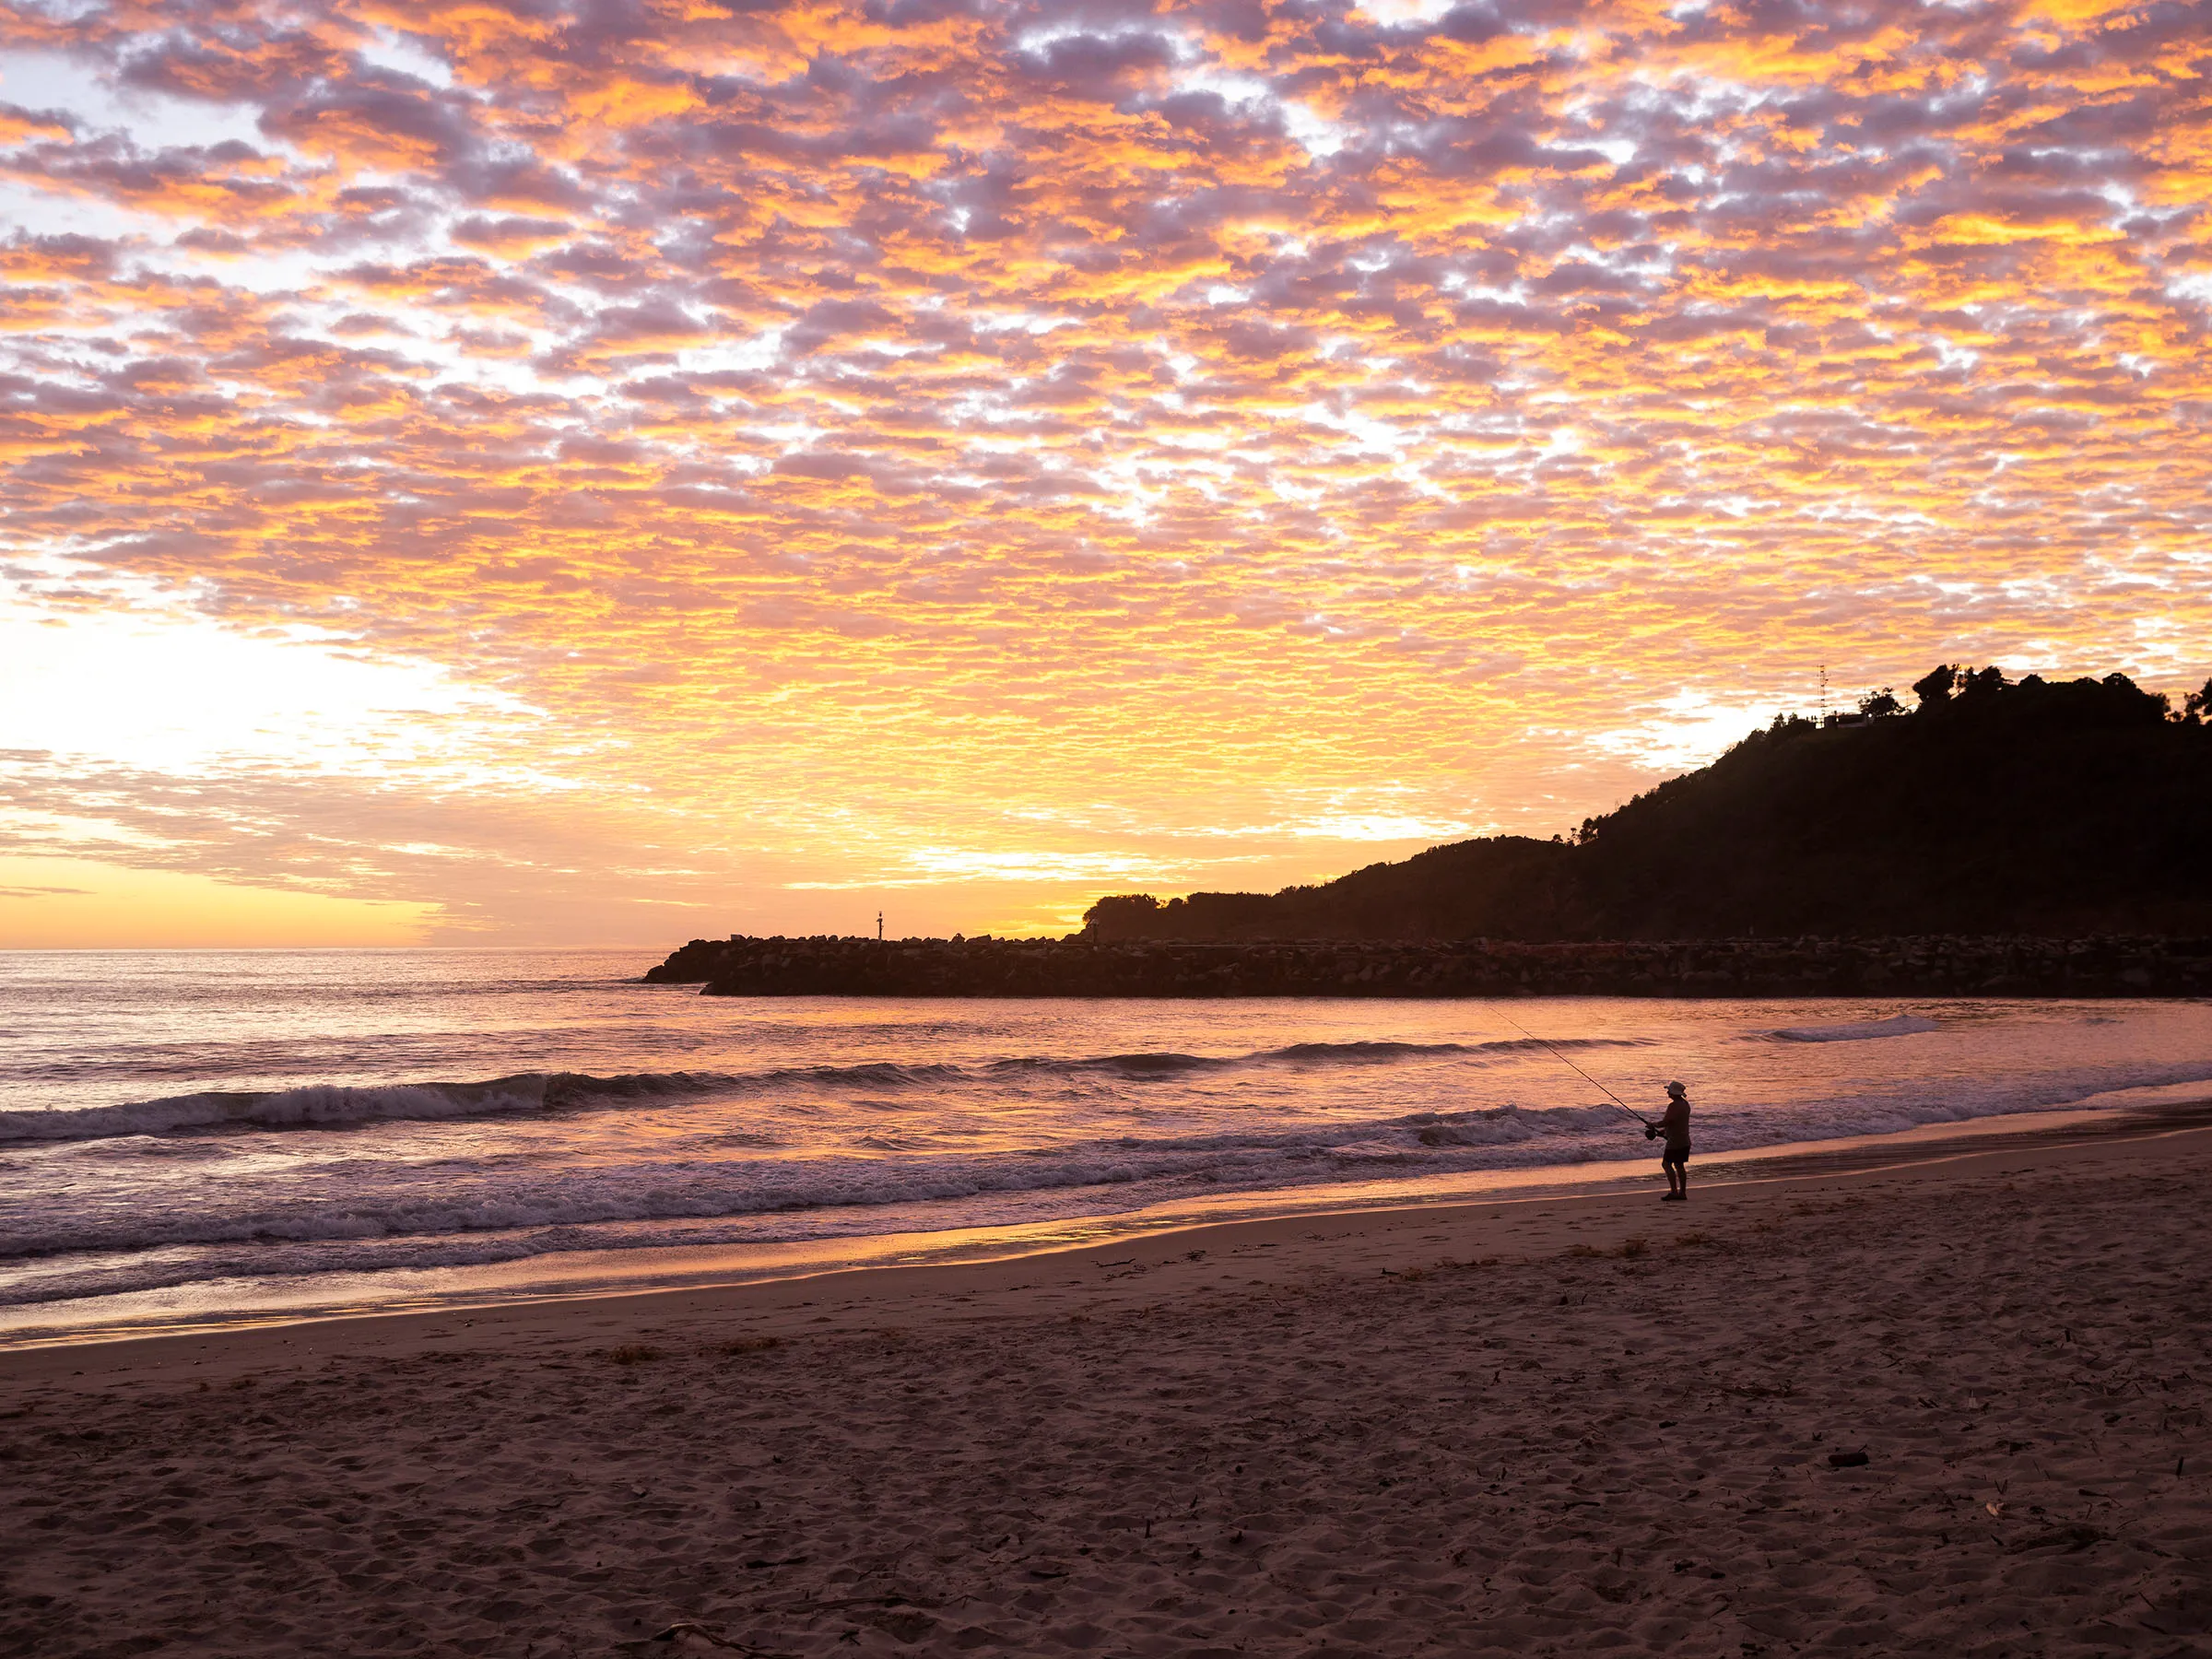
left=1488, top=1010, right=1696, bottom=1196
left=1641, top=1081, right=1692, bottom=1201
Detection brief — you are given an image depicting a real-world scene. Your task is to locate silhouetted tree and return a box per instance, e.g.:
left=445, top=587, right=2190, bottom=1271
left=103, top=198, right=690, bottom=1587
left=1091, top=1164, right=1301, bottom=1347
left=1079, top=663, right=2212, bottom=941
left=1912, top=665, right=1958, bottom=707
left=2099, top=671, right=2170, bottom=721
left=1959, top=665, right=2008, bottom=700
left=1858, top=688, right=1903, bottom=718
left=1084, top=894, right=1161, bottom=938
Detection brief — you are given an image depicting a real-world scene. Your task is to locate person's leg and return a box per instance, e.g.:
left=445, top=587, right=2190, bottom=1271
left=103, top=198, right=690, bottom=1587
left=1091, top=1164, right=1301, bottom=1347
left=1677, top=1152, right=1688, bottom=1201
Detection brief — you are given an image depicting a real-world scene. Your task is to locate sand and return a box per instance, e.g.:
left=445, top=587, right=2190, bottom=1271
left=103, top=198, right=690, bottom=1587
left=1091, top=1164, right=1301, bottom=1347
left=3, top=1124, right=2208, bottom=1657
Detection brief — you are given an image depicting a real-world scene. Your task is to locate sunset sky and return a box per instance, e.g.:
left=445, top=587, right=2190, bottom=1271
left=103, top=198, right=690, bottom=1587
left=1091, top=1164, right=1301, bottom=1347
left=2, top=0, right=2207, bottom=947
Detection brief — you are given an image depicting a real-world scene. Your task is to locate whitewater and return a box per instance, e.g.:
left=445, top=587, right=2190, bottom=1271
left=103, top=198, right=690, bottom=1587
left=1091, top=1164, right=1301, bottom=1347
left=3, top=947, right=2209, bottom=1334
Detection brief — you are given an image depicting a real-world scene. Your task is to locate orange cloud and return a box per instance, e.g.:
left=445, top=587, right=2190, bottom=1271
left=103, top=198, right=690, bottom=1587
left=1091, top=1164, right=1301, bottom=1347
left=0, top=0, right=2206, bottom=943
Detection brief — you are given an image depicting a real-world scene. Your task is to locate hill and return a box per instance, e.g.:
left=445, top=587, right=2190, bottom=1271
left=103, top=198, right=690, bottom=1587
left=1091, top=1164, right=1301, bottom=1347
left=1085, top=665, right=2212, bottom=941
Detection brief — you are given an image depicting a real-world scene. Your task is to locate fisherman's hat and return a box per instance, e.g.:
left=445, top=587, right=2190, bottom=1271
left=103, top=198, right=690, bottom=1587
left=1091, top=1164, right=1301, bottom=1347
left=1665, top=1079, right=1687, bottom=1096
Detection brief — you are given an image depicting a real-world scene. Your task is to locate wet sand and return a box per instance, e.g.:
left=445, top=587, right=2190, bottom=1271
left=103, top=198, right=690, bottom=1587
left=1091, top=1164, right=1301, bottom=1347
left=3, top=1123, right=2208, bottom=1655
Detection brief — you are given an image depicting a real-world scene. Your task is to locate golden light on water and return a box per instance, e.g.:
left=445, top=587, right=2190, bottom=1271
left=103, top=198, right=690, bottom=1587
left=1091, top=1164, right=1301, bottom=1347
left=3, top=0, right=2208, bottom=943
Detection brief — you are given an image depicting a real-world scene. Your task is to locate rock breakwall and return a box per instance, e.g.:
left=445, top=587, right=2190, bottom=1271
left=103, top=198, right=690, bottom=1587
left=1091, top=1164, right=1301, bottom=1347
left=644, top=935, right=2212, bottom=998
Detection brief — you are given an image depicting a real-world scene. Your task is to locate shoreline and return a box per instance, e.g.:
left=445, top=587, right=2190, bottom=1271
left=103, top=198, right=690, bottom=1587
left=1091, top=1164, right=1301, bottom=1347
left=6, top=1114, right=2206, bottom=1656
left=4, top=1093, right=2206, bottom=1356
left=7, top=1103, right=2206, bottom=1388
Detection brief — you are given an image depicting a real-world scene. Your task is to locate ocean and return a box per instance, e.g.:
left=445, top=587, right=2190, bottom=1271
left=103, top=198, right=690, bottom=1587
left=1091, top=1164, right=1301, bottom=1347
left=4, top=947, right=2209, bottom=1342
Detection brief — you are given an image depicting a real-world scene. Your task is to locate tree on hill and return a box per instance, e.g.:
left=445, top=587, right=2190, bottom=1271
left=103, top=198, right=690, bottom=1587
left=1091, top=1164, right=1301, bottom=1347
left=1912, top=665, right=1958, bottom=707
left=1083, top=665, right=2212, bottom=942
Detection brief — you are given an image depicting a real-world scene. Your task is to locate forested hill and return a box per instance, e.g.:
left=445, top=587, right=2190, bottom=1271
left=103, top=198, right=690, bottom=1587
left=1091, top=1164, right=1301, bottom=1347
left=1085, top=666, right=2212, bottom=942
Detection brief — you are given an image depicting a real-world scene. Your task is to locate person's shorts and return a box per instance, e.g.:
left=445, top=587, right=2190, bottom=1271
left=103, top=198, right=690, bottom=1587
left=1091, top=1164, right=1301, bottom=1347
left=1662, top=1144, right=1690, bottom=1167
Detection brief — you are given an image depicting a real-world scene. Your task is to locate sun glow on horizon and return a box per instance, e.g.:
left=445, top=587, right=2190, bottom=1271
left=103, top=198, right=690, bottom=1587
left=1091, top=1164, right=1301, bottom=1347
left=0, top=855, right=437, bottom=949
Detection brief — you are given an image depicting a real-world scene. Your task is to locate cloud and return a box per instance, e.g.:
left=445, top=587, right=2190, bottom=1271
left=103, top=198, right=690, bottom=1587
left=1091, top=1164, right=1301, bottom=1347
left=0, top=101, right=76, bottom=146
left=0, top=0, right=2206, bottom=940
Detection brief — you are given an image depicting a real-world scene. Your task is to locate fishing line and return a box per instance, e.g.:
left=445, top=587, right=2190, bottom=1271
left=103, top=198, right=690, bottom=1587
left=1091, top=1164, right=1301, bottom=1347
left=1490, top=1006, right=1653, bottom=1130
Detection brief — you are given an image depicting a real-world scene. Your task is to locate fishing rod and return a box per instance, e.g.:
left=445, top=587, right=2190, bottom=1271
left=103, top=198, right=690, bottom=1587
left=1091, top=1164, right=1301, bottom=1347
left=1491, top=1006, right=1654, bottom=1131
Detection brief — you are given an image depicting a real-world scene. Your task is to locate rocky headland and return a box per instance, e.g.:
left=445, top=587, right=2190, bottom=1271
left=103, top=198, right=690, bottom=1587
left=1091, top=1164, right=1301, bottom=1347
left=645, top=933, right=2212, bottom=998
left=644, top=667, right=2212, bottom=1001
left=1084, top=666, right=2212, bottom=943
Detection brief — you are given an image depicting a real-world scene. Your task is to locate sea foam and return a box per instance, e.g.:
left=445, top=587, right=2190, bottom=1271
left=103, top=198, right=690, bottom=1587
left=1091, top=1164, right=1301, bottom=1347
left=1771, top=1014, right=1941, bottom=1042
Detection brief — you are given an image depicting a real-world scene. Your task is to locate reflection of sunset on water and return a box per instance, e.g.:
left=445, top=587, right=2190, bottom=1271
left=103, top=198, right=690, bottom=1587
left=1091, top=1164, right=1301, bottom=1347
left=3, top=0, right=2208, bottom=942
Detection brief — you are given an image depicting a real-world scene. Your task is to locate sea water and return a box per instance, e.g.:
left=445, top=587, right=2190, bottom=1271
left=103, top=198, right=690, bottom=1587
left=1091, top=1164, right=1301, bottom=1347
left=3, top=948, right=2208, bottom=1336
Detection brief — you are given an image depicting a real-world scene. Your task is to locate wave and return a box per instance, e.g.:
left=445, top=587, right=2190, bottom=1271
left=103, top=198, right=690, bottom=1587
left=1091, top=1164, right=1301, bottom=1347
left=0, top=1063, right=982, bottom=1143
left=8, top=1069, right=2211, bottom=1310
left=1276, top=1036, right=1639, bottom=1061
left=0, top=1037, right=1647, bottom=1143
left=0, top=1100, right=1640, bottom=1272
left=991, top=1035, right=1641, bottom=1078
left=0, top=1071, right=721, bottom=1144
left=1772, top=1015, right=1940, bottom=1043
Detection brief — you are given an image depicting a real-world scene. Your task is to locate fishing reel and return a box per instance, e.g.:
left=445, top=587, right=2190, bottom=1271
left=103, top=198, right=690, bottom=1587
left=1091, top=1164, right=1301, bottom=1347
left=1644, top=1124, right=1659, bottom=1140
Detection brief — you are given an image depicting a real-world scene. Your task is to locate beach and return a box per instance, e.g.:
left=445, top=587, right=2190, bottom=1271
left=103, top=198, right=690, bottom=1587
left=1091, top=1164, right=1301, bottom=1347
left=15, top=952, right=2212, bottom=1330
left=4, top=1119, right=2206, bottom=1657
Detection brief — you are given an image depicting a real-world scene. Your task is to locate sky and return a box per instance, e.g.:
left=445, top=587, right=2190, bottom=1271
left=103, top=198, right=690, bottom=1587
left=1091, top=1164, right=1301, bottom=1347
left=1, top=0, right=2207, bottom=947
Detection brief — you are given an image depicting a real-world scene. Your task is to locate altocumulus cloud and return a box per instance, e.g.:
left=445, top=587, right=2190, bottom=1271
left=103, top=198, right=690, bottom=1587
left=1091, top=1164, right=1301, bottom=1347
left=0, top=0, right=2208, bottom=940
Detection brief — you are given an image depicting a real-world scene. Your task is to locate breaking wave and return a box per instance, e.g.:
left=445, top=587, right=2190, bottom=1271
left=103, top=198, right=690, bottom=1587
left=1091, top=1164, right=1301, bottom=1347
left=0, top=1072, right=725, bottom=1143
left=0, top=1100, right=1639, bottom=1283
left=989, top=1036, right=1640, bottom=1077
left=11, top=1071, right=2189, bottom=1311
left=1771, top=1015, right=1941, bottom=1042
left=0, top=1037, right=1645, bottom=1144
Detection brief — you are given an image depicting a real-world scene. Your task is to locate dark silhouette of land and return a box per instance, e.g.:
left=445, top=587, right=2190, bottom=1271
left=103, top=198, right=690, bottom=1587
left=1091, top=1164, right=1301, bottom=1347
left=649, top=933, right=2212, bottom=999
left=1085, top=665, right=2212, bottom=942
left=644, top=665, right=2212, bottom=999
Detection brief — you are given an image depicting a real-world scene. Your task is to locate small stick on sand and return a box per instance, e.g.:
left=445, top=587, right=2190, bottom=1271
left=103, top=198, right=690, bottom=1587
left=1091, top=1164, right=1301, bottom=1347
left=620, top=1621, right=794, bottom=1655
